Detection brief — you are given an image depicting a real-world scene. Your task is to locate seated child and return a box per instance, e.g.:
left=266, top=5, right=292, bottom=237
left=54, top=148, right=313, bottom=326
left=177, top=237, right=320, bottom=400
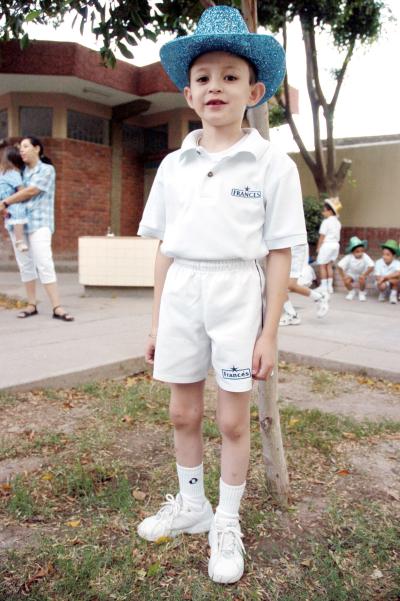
left=0, top=146, right=27, bottom=251
left=316, top=198, right=342, bottom=294
left=337, top=236, right=374, bottom=301
left=374, top=240, right=400, bottom=304
left=280, top=243, right=329, bottom=325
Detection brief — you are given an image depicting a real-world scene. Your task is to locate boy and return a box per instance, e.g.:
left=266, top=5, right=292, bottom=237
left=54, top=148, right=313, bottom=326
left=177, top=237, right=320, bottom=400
left=280, top=243, right=329, bottom=326
left=337, top=236, right=374, bottom=301
left=316, top=198, right=342, bottom=294
left=136, top=6, right=307, bottom=584
left=374, top=239, right=400, bottom=304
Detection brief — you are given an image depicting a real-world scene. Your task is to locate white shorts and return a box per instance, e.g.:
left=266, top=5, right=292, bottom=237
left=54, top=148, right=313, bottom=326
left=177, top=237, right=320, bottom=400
left=344, top=271, right=362, bottom=281
left=316, top=242, right=339, bottom=265
left=9, top=226, right=57, bottom=284
left=153, top=258, right=265, bottom=392
left=290, top=244, right=307, bottom=279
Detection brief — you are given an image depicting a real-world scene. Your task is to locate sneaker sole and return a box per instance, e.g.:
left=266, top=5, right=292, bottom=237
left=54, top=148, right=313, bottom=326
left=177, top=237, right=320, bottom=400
left=137, top=514, right=213, bottom=542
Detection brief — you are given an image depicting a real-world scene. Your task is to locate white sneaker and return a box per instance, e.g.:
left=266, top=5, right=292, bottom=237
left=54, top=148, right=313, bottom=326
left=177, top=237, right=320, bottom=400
left=316, top=292, right=329, bottom=318
left=137, top=493, right=213, bottom=542
left=279, top=312, right=301, bottom=326
left=378, top=292, right=386, bottom=302
left=345, top=290, right=356, bottom=301
left=389, top=290, right=398, bottom=304
left=358, top=291, right=367, bottom=302
left=208, top=515, right=245, bottom=584
left=328, top=285, right=334, bottom=294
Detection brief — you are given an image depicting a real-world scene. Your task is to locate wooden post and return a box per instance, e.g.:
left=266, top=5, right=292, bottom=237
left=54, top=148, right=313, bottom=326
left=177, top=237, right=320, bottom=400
left=242, top=0, right=290, bottom=506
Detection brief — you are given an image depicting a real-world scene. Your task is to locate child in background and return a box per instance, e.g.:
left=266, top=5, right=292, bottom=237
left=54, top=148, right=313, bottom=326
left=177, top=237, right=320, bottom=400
left=316, top=198, right=342, bottom=294
left=0, top=146, right=27, bottom=251
left=374, top=240, right=400, bottom=304
left=337, top=236, right=374, bottom=301
left=136, top=6, right=306, bottom=584
left=280, top=243, right=329, bottom=325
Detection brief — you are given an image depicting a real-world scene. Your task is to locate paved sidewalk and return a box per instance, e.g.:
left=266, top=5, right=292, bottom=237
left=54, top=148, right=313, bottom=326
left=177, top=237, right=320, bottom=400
left=0, top=271, right=399, bottom=391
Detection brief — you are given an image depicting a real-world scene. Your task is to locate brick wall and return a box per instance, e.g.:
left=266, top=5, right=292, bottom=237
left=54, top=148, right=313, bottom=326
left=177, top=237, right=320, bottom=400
left=120, top=149, right=144, bottom=237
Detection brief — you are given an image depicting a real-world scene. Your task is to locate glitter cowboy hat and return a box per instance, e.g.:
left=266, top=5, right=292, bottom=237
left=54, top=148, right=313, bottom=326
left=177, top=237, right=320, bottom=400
left=159, top=5, right=286, bottom=106
left=380, top=239, right=400, bottom=256
left=325, top=197, right=342, bottom=215
left=345, top=236, right=368, bottom=254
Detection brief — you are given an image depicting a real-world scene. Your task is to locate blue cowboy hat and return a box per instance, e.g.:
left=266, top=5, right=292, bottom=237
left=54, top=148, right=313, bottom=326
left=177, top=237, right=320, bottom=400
left=159, top=5, right=286, bottom=107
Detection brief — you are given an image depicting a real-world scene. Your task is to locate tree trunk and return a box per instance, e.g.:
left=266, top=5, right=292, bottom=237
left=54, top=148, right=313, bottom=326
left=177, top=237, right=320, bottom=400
left=242, top=0, right=289, bottom=508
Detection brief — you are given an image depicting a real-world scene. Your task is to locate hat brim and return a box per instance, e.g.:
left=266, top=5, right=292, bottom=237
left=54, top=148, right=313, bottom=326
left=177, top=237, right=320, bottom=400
left=346, top=242, right=366, bottom=254
left=160, top=33, right=286, bottom=107
left=381, top=243, right=399, bottom=255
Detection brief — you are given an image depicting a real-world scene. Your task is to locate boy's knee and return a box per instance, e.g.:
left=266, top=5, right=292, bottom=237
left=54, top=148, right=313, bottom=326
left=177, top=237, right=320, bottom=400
left=169, top=403, right=203, bottom=430
left=217, top=414, right=248, bottom=441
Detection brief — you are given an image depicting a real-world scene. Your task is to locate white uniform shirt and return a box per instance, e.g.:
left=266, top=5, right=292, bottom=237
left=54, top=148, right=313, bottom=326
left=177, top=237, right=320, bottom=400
left=338, top=252, right=374, bottom=276
left=374, top=257, right=400, bottom=277
left=319, top=215, right=341, bottom=243
left=138, top=128, right=307, bottom=260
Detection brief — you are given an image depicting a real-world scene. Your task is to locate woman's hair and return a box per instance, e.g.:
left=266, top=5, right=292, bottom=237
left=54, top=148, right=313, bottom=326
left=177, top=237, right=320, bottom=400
left=0, top=145, right=25, bottom=173
left=22, top=136, right=53, bottom=165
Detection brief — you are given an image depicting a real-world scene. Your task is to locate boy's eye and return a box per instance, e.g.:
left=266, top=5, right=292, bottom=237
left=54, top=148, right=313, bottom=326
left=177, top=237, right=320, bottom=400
left=196, top=76, right=208, bottom=83
left=225, top=75, right=238, bottom=81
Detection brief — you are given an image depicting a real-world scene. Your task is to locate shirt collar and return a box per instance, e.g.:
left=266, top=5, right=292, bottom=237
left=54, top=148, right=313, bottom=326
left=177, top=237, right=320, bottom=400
left=179, top=128, right=269, bottom=163
left=24, top=159, right=43, bottom=175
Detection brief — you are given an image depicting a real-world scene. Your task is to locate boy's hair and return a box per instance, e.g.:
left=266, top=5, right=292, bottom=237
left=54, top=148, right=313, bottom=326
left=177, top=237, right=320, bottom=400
left=323, top=202, right=335, bottom=214
left=188, top=52, right=257, bottom=85
left=0, top=145, right=24, bottom=173
left=383, top=247, right=396, bottom=256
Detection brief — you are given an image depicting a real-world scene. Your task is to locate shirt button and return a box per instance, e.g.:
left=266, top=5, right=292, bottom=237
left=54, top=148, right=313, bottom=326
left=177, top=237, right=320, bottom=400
left=207, top=171, right=214, bottom=177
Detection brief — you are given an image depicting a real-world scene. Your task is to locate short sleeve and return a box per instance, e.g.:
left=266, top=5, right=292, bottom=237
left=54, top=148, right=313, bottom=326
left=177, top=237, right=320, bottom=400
left=364, top=254, right=375, bottom=268
left=5, top=170, right=23, bottom=189
left=263, top=157, right=307, bottom=250
left=337, top=255, right=348, bottom=270
left=137, top=161, right=166, bottom=240
left=374, top=260, right=382, bottom=275
left=28, top=164, right=54, bottom=193
left=319, top=219, right=328, bottom=235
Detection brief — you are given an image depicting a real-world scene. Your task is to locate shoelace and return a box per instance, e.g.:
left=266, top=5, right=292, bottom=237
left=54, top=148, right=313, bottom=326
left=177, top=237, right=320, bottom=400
left=215, top=523, right=246, bottom=558
left=155, top=494, right=182, bottom=526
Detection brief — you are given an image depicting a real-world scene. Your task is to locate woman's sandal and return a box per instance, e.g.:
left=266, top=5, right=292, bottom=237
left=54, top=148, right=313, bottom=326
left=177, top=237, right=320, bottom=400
left=17, top=304, right=38, bottom=319
left=53, top=305, right=74, bottom=322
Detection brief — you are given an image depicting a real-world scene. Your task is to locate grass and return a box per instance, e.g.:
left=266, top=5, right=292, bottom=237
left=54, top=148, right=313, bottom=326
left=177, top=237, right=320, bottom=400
left=0, top=368, right=399, bottom=600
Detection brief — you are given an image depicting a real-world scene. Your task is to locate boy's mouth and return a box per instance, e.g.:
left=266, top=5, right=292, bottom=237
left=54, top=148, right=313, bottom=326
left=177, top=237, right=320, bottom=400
left=206, top=99, right=226, bottom=105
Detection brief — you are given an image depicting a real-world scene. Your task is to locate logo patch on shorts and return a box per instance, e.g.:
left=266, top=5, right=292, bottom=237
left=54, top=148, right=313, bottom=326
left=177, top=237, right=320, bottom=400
left=222, top=366, right=251, bottom=380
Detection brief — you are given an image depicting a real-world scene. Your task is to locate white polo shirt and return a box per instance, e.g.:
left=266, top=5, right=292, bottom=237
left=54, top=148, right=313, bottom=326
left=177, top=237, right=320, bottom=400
left=319, top=215, right=341, bottom=244
left=374, top=257, right=400, bottom=277
left=338, top=252, right=374, bottom=276
left=138, top=128, right=307, bottom=260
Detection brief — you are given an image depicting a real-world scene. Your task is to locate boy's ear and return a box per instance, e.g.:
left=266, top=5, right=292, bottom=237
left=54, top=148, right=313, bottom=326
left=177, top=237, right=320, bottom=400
left=184, top=86, right=194, bottom=108
left=247, top=82, right=266, bottom=108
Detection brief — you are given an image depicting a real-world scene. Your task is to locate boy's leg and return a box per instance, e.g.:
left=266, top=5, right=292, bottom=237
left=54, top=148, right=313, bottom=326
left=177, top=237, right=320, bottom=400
left=208, top=387, right=250, bottom=584
left=319, top=263, right=328, bottom=290
left=137, top=380, right=213, bottom=542
left=327, top=262, right=334, bottom=292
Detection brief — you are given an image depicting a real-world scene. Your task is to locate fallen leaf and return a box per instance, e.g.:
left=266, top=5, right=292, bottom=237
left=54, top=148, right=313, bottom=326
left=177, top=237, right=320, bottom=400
left=342, top=432, right=357, bottom=439
left=41, top=472, right=53, bottom=481
left=0, top=483, right=12, bottom=496
left=63, top=401, right=74, bottom=409
left=65, top=519, right=81, bottom=528
left=132, top=490, right=146, bottom=501
left=386, top=489, right=400, bottom=501
left=288, top=418, right=300, bottom=427
left=155, top=536, right=173, bottom=545
left=122, top=415, right=134, bottom=424
left=370, top=568, right=383, bottom=580
left=336, top=469, right=351, bottom=476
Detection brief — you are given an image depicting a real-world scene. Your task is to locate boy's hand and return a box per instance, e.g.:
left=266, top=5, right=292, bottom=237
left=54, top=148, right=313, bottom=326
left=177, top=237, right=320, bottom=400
left=145, top=335, right=156, bottom=365
left=252, top=334, right=276, bottom=381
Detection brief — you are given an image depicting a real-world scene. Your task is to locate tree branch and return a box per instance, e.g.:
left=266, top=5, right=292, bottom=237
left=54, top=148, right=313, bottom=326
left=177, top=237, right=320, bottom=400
left=329, top=41, right=355, bottom=112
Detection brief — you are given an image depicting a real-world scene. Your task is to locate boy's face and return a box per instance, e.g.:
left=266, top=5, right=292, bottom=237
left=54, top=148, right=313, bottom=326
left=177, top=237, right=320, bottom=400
left=184, top=51, right=265, bottom=128
left=352, top=247, right=364, bottom=259
left=322, top=207, right=333, bottom=219
left=382, top=248, right=395, bottom=264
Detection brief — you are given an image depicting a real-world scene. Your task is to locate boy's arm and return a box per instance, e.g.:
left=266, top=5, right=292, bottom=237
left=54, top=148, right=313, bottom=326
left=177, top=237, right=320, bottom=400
left=145, top=241, right=173, bottom=364
left=316, top=233, right=325, bottom=252
left=252, top=248, right=291, bottom=380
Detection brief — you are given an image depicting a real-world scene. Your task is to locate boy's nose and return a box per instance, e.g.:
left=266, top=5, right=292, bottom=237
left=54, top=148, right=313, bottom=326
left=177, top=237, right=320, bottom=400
left=207, top=78, right=223, bottom=93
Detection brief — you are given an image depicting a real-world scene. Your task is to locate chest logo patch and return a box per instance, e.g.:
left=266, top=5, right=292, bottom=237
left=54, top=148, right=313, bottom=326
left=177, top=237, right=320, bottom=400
left=222, top=366, right=251, bottom=380
left=231, top=186, right=262, bottom=199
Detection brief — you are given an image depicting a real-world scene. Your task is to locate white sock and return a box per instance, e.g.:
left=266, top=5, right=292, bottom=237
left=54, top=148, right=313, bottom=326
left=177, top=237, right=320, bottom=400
left=310, top=289, right=322, bottom=301
left=216, top=478, right=246, bottom=520
left=176, top=463, right=206, bottom=506
left=328, top=278, right=333, bottom=288
left=320, top=279, right=328, bottom=290
left=283, top=300, right=296, bottom=316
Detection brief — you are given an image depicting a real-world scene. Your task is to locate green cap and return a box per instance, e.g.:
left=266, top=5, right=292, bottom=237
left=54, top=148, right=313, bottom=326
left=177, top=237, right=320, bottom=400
left=346, top=236, right=367, bottom=254
left=380, top=239, right=400, bottom=256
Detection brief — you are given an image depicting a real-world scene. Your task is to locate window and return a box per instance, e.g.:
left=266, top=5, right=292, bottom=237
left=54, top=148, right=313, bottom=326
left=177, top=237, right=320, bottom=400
left=0, top=110, right=8, bottom=139
left=189, top=120, right=202, bottom=132
left=67, top=110, right=110, bottom=145
left=20, top=107, right=53, bottom=137
left=123, top=124, right=144, bottom=153
left=144, top=124, right=168, bottom=154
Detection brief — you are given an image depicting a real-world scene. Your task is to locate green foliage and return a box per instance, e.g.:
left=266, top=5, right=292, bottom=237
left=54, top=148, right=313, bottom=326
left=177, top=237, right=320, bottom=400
left=303, top=195, right=323, bottom=245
